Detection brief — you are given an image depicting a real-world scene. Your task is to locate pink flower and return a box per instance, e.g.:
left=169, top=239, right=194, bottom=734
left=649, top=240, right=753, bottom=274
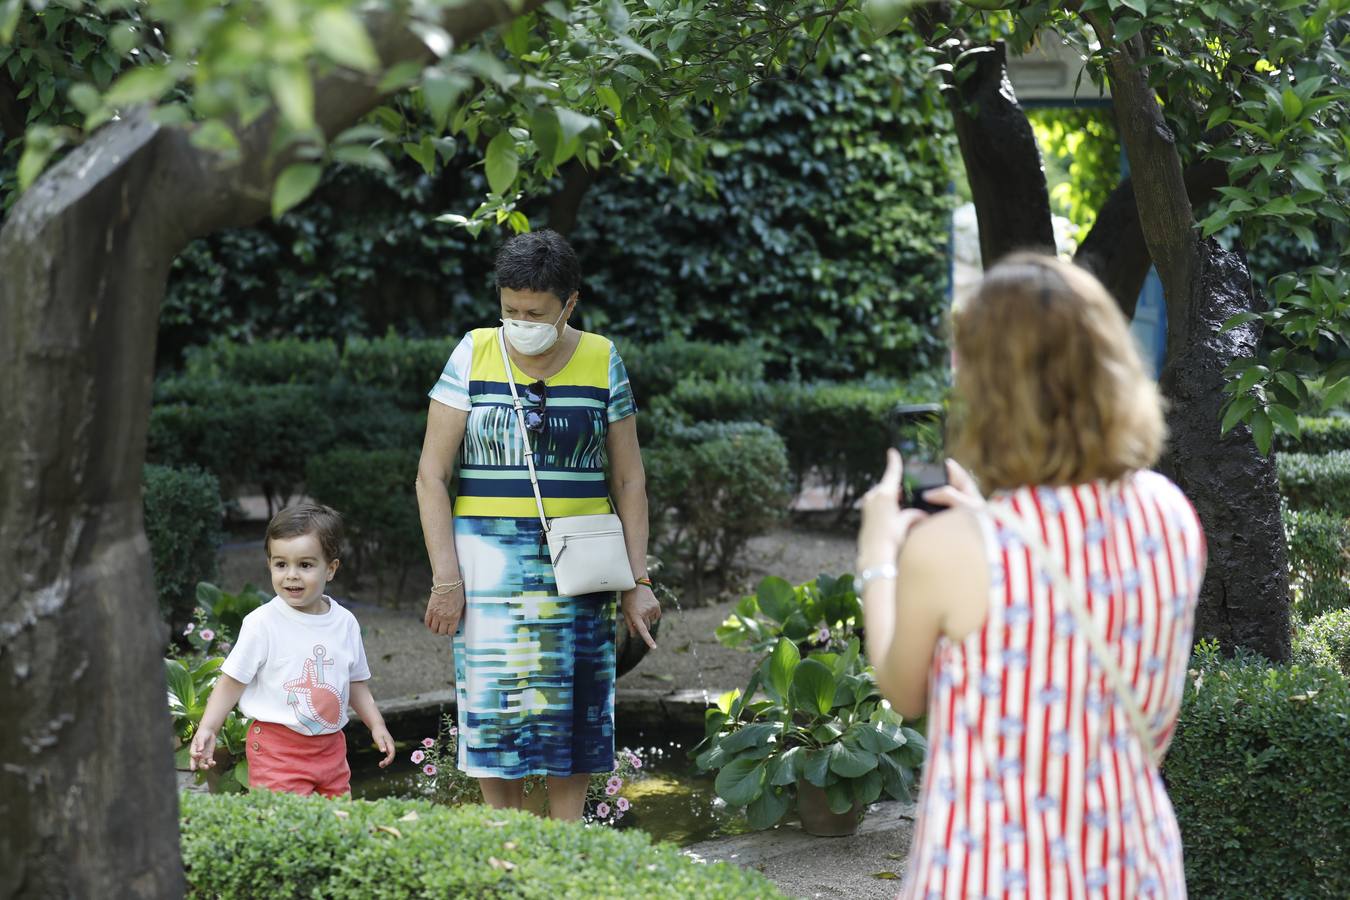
left=596, top=802, right=610, bottom=818
left=411, top=750, right=425, bottom=764
left=199, top=629, right=215, bottom=642
left=422, top=737, right=435, bottom=748
left=605, top=783, right=619, bottom=796
left=218, top=642, right=232, bottom=655
left=629, top=753, right=643, bottom=770
left=183, top=623, right=195, bottom=635
left=816, top=626, right=830, bottom=644
left=616, top=797, right=630, bottom=812
left=423, top=764, right=438, bottom=776
left=449, top=727, right=458, bottom=736
left=607, top=776, right=623, bottom=791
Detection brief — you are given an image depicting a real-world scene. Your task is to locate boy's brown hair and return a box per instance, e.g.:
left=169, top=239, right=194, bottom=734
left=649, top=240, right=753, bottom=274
left=265, top=503, right=344, bottom=561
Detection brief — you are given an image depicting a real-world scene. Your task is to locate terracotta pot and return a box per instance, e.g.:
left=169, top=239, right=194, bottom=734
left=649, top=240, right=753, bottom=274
left=795, top=777, right=864, bottom=837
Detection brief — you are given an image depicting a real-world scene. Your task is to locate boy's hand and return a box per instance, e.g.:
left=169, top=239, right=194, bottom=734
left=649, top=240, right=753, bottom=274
left=189, top=726, right=218, bottom=771
left=371, top=725, right=396, bottom=768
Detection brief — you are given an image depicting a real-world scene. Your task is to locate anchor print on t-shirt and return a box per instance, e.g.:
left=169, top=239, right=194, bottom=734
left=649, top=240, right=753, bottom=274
left=283, top=644, right=345, bottom=734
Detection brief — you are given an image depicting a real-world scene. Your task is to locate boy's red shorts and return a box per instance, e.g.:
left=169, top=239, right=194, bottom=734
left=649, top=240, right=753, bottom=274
left=245, top=720, right=350, bottom=798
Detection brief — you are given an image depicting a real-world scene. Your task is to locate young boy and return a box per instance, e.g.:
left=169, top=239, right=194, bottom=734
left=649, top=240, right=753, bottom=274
left=189, top=503, right=395, bottom=796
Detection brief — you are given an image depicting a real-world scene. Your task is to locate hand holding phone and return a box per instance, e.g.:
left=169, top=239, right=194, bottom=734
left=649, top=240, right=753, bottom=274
left=892, top=403, right=947, bottom=514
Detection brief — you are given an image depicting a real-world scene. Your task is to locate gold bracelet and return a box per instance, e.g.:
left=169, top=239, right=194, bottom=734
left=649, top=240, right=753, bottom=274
left=430, top=580, right=464, bottom=595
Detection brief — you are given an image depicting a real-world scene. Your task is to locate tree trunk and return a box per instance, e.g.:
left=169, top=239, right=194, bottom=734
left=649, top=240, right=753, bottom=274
left=0, top=3, right=542, bottom=896
left=944, top=41, right=1056, bottom=267
left=0, top=112, right=186, bottom=900
left=1157, top=240, right=1290, bottom=661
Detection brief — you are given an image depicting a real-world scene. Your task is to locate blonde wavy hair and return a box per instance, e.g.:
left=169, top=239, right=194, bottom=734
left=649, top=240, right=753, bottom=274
left=949, top=253, right=1165, bottom=492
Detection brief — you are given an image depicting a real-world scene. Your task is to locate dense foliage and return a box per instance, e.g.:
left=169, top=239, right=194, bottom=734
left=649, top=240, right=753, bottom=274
left=1277, top=450, right=1350, bottom=516
left=180, top=791, right=783, bottom=899
left=1165, top=641, right=1350, bottom=897
left=1293, top=607, right=1350, bottom=679
left=142, top=463, right=222, bottom=627
left=1284, top=509, right=1350, bottom=619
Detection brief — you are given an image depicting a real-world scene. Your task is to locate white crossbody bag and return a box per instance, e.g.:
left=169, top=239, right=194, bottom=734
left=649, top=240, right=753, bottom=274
left=984, top=503, right=1164, bottom=770
left=498, top=327, right=636, bottom=596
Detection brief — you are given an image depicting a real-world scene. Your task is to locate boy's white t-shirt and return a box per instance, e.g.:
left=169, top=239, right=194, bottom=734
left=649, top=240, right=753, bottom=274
left=221, top=596, right=371, bottom=736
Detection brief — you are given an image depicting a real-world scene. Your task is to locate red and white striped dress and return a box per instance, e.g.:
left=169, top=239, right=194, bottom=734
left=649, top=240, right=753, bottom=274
left=900, top=471, right=1205, bottom=900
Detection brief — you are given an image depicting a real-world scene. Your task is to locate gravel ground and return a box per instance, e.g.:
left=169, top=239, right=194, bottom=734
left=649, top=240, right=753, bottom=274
left=214, top=522, right=858, bottom=701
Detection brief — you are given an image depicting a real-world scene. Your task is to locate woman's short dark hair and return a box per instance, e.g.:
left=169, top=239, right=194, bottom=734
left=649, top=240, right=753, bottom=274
left=494, top=229, right=581, bottom=303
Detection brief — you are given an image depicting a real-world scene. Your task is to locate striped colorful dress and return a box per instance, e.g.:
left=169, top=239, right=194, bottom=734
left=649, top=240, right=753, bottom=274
left=428, top=327, right=636, bottom=779
left=900, top=471, right=1206, bottom=900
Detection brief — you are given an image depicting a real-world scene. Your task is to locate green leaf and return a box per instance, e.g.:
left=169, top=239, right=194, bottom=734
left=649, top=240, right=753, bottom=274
left=484, top=131, right=519, bottom=196
left=232, top=760, right=250, bottom=787
left=768, top=746, right=803, bottom=786
left=803, top=747, right=831, bottom=787
left=714, top=757, right=766, bottom=807
left=715, top=688, right=741, bottom=716
left=719, top=722, right=779, bottom=755
left=331, top=144, right=392, bottom=173
left=271, top=163, right=323, bottom=219
left=1267, top=404, right=1300, bottom=438
left=595, top=85, right=623, bottom=116
left=1250, top=409, right=1273, bottom=455
left=877, top=752, right=915, bottom=801
left=767, top=637, right=800, bottom=701
left=68, top=83, right=101, bottom=115
left=377, top=61, right=424, bottom=93
left=746, top=784, right=791, bottom=829
left=1281, top=87, right=1303, bottom=121
left=1220, top=395, right=1256, bottom=435
left=862, top=0, right=916, bottom=36
left=423, top=69, right=468, bottom=132
left=1320, top=377, right=1350, bottom=412
left=1119, top=0, right=1148, bottom=13
left=1290, top=164, right=1324, bottom=195
left=1206, top=106, right=1232, bottom=130
left=530, top=106, right=560, bottom=167
left=855, top=722, right=904, bottom=754
left=825, top=780, right=855, bottom=814
left=190, top=122, right=242, bottom=162
left=790, top=659, right=836, bottom=717
left=104, top=65, right=176, bottom=106
left=849, top=768, right=883, bottom=806
left=755, top=576, right=796, bottom=623
left=1, top=0, right=23, bottom=44
left=268, top=65, right=315, bottom=130
left=829, top=741, right=878, bottom=778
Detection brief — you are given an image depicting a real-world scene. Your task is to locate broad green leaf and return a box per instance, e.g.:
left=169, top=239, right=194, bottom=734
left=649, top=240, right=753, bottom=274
left=377, top=61, right=424, bottom=93
left=719, top=722, right=779, bottom=754
left=331, top=144, right=392, bottom=173
left=862, top=0, right=916, bottom=36
left=716, top=688, right=741, bottom=716
left=595, top=85, right=623, bottom=117
left=877, top=752, right=915, bottom=801
left=767, top=637, right=800, bottom=700
left=855, top=722, right=904, bottom=754
left=189, top=120, right=239, bottom=159
left=530, top=107, right=560, bottom=167
left=232, top=760, right=250, bottom=787
left=746, top=784, right=791, bottom=829
left=104, top=65, right=176, bottom=106
left=1267, top=404, right=1299, bottom=438
left=714, top=757, right=766, bottom=807
left=485, top=131, right=519, bottom=196
left=768, top=746, right=803, bottom=786
left=68, top=83, right=101, bottom=114
left=829, top=741, right=878, bottom=778
left=826, top=780, right=855, bottom=814
left=790, top=658, right=836, bottom=717
left=268, top=65, right=314, bottom=130
left=1220, top=395, right=1256, bottom=435
left=1120, top=0, right=1148, bottom=14
left=803, top=747, right=831, bottom=787
left=1281, top=87, right=1303, bottom=121
left=1250, top=409, right=1273, bottom=456
left=849, top=768, right=883, bottom=806
left=0, top=0, right=20, bottom=44
left=423, top=69, right=468, bottom=132
left=271, top=163, right=323, bottom=219
left=1320, top=377, right=1350, bottom=412
left=755, top=576, right=796, bottom=623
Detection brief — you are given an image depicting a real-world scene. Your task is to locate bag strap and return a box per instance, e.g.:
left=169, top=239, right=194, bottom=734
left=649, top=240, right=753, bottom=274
left=497, top=327, right=551, bottom=533
left=983, top=502, right=1163, bottom=771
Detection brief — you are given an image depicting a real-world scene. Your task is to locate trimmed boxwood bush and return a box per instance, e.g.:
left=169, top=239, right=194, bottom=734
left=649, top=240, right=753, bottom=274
left=1275, top=416, right=1350, bottom=455
left=618, top=337, right=767, bottom=408
left=1293, top=608, right=1350, bottom=678
left=184, top=337, right=339, bottom=385
left=305, top=447, right=425, bottom=598
left=645, top=421, right=791, bottom=601
left=180, top=791, right=781, bottom=899
left=1277, top=450, right=1350, bottom=515
left=1165, top=641, right=1350, bottom=898
left=338, top=331, right=458, bottom=406
left=143, top=464, right=222, bottom=628
left=1284, top=509, right=1350, bottom=618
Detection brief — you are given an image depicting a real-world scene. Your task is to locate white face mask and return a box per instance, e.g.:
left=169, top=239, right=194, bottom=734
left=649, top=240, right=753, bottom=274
left=501, top=305, right=567, bottom=356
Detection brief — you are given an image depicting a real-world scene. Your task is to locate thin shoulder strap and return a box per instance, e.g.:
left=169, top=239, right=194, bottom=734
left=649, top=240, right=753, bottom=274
left=983, top=501, right=1163, bottom=771
left=498, top=327, right=550, bottom=533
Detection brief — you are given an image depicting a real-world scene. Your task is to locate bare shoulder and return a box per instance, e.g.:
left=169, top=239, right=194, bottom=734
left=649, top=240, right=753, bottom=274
left=897, top=507, right=990, bottom=641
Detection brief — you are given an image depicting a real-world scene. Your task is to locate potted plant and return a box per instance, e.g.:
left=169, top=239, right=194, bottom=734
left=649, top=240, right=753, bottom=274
left=692, top=635, right=925, bottom=836
left=166, top=655, right=252, bottom=792
left=716, top=573, right=862, bottom=655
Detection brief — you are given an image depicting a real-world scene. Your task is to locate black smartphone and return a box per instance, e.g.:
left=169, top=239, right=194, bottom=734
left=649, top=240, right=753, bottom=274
left=891, top=403, right=947, bottom=514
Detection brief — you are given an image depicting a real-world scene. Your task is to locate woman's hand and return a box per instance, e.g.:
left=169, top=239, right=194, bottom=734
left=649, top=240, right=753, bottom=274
left=858, top=449, right=929, bottom=569
left=424, top=585, right=466, bottom=636
left=621, top=585, right=661, bottom=651
left=921, top=458, right=984, bottom=510
left=188, top=726, right=218, bottom=771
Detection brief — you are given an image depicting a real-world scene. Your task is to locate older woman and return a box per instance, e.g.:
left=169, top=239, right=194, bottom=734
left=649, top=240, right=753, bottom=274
left=859, top=254, right=1205, bottom=898
left=415, top=230, right=660, bottom=820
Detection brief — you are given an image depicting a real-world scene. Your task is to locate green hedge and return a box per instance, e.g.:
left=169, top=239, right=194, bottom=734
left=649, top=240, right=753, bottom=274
left=184, top=337, right=339, bottom=385
left=1278, top=450, right=1350, bottom=516
left=180, top=792, right=781, bottom=899
left=143, top=464, right=222, bottom=627
left=1165, top=641, right=1350, bottom=897
left=645, top=421, right=791, bottom=600
left=1293, top=608, right=1350, bottom=679
left=658, top=376, right=940, bottom=505
left=1284, top=509, right=1350, bottom=618
left=1274, top=416, right=1350, bottom=455
left=338, top=331, right=458, bottom=407
left=617, top=337, right=766, bottom=408
left=305, top=447, right=425, bottom=598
